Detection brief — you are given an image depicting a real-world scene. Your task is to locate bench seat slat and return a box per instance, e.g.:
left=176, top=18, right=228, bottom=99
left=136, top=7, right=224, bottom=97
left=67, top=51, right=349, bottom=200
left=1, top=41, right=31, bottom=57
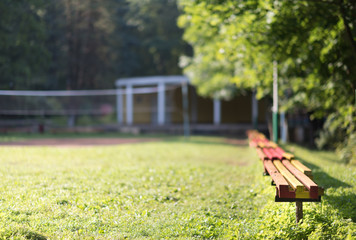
left=262, top=148, right=273, bottom=159
left=257, top=139, right=270, bottom=148
left=282, top=160, right=319, bottom=199
left=282, top=152, right=294, bottom=160
left=274, top=147, right=285, bottom=155
left=291, top=160, right=312, bottom=177
left=273, top=160, right=304, bottom=192
left=264, top=160, right=295, bottom=199
left=257, top=142, right=265, bottom=148
left=256, top=148, right=268, bottom=161
left=257, top=141, right=278, bottom=149
left=263, top=148, right=283, bottom=160
left=270, top=148, right=283, bottom=160
left=268, top=142, right=278, bottom=148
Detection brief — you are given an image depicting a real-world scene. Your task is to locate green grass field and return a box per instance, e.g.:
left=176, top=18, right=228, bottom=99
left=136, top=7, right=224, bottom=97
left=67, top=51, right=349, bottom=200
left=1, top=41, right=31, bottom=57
left=0, top=135, right=355, bottom=239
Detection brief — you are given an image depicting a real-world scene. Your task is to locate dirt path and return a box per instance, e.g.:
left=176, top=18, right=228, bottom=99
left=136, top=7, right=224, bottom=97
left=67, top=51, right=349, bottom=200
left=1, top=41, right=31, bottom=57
left=0, top=138, right=159, bottom=146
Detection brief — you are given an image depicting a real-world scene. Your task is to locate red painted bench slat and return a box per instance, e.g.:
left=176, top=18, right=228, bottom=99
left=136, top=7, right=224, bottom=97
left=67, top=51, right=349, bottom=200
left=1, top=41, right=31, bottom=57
left=282, top=160, right=319, bottom=199
left=256, top=148, right=268, bottom=161
left=262, top=148, right=273, bottom=160
left=264, top=160, right=295, bottom=199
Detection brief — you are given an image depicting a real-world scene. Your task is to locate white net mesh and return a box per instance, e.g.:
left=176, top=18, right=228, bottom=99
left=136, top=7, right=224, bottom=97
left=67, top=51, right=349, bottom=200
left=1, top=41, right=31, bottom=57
left=0, top=86, right=182, bottom=131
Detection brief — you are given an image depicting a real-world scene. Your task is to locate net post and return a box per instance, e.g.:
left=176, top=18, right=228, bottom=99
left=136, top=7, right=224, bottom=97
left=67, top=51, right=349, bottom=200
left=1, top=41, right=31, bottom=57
left=116, top=88, right=124, bottom=124
left=181, top=81, right=190, bottom=138
left=272, top=60, right=278, bottom=143
left=252, top=89, right=258, bottom=129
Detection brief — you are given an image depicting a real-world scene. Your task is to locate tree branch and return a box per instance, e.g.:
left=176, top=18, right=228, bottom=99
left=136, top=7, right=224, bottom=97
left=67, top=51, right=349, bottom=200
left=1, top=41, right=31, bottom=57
left=339, top=0, right=356, bottom=61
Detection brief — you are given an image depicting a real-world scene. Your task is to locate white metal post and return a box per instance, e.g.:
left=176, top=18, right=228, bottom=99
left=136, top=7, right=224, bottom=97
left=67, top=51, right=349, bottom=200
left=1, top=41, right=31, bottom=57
left=280, top=111, right=287, bottom=143
left=126, top=84, right=133, bottom=125
left=252, top=90, right=258, bottom=129
left=157, top=82, right=165, bottom=125
left=191, top=87, right=198, bottom=124
left=116, top=88, right=123, bottom=124
left=213, top=98, right=221, bottom=125
left=273, top=60, right=278, bottom=142
left=182, top=81, right=190, bottom=137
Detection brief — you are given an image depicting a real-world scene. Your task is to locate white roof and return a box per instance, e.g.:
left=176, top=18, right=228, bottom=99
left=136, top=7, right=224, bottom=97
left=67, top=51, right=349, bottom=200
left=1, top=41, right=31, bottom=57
left=115, top=75, right=189, bottom=86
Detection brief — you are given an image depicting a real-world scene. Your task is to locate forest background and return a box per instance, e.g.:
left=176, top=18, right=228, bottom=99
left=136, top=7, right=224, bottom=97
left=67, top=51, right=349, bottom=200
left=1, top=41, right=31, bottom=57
left=0, top=0, right=191, bottom=91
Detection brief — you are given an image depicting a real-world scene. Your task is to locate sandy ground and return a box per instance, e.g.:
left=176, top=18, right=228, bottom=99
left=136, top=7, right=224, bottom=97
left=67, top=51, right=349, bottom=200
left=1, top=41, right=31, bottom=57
left=0, top=138, right=159, bottom=147
left=0, top=136, right=247, bottom=147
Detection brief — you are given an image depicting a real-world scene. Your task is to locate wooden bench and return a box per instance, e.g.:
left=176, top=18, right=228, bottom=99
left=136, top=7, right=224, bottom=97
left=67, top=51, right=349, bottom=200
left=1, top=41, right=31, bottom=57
left=247, top=130, right=324, bottom=223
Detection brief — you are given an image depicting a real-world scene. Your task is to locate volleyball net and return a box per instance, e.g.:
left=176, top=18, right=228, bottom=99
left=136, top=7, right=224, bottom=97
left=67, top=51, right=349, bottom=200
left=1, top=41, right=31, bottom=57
left=0, top=86, right=183, bottom=132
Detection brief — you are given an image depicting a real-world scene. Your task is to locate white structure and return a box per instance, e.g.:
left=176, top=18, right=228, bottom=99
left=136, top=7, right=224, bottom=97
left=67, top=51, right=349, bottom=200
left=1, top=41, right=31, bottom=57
left=115, top=75, right=223, bottom=125
left=252, top=90, right=258, bottom=128
left=116, top=76, right=186, bottom=125
left=213, top=98, right=221, bottom=125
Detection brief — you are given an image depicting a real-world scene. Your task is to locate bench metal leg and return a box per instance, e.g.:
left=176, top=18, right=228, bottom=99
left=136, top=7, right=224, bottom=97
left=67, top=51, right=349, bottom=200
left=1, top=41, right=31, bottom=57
left=296, top=201, right=303, bottom=224
left=263, top=168, right=269, bottom=176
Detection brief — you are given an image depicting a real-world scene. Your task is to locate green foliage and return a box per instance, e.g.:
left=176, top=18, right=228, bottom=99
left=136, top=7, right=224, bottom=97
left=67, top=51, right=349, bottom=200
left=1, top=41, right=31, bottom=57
left=178, top=0, right=273, bottom=99
left=339, top=132, right=356, bottom=165
left=118, top=0, right=191, bottom=77
left=179, top=0, right=356, bottom=163
left=257, top=202, right=355, bottom=240
left=269, top=1, right=356, bottom=163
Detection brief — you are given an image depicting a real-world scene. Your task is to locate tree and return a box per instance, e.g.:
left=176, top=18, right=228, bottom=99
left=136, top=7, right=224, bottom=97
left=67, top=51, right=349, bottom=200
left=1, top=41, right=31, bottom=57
left=0, top=0, right=190, bottom=91
left=268, top=0, right=356, bottom=163
left=178, top=0, right=273, bottom=99
left=42, top=0, right=67, bottom=90
left=0, top=0, right=49, bottom=90
left=178, top=0, right=356, bottom=163
left=113, top=0, right=192, bottom=77
left=60, top=0, right=115, bottom=90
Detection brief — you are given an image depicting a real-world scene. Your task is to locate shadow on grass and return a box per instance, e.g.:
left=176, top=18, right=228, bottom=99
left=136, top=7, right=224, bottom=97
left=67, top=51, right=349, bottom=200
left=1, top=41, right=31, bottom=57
left=293, top=155, right=355, bottom=222
left=3, top=228, right=47, bottom=240
left=163, top=137, right=248, bottom=147
left=295, top=155, right=351, bottom=189
left=325, top=192, right=356, bottom=222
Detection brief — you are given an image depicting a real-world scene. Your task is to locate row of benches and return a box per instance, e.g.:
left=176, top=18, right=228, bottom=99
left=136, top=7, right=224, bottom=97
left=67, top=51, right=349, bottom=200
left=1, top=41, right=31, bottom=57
left=247, top=130, right=324, bottom=202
